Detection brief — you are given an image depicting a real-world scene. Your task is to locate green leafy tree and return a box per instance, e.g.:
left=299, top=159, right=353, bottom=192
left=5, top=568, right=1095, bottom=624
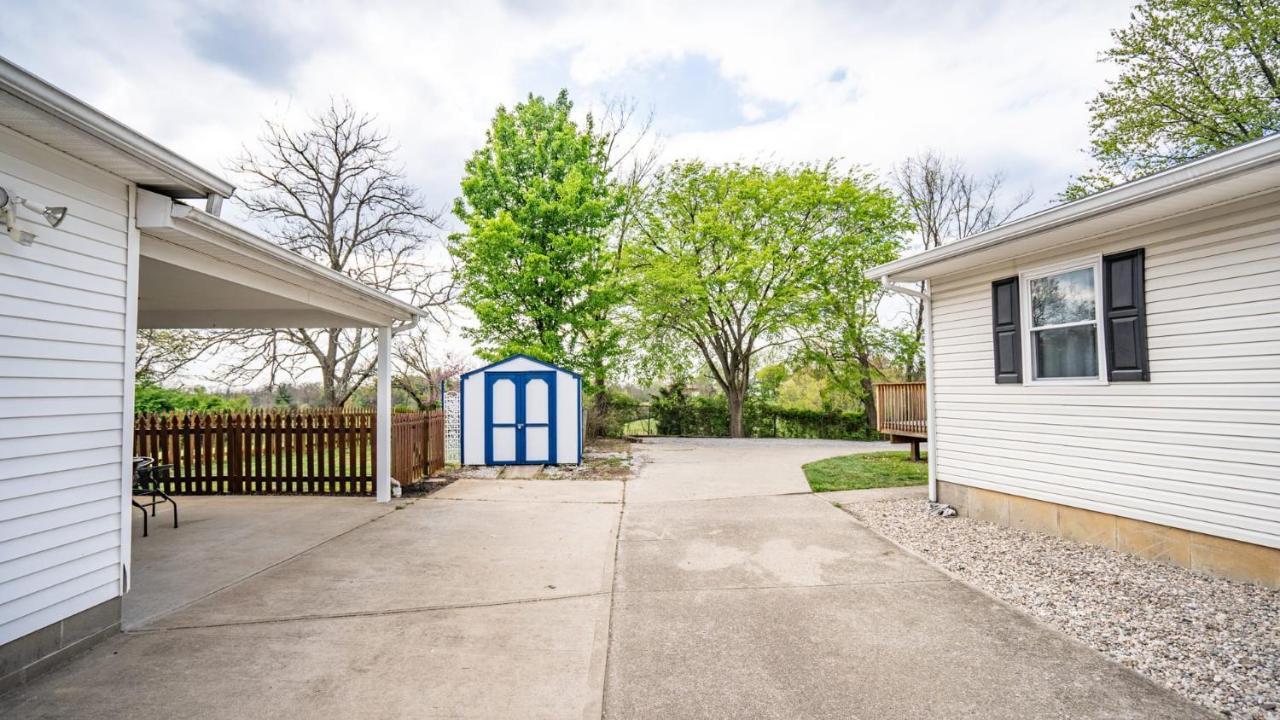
left=802, top=175, right=909, bottom=430
left=753, top=364, right=790, bottom=404
left=1065, top=0, right=1280, bottom=199
left=452, top=91, right=626, bottom=391
left=273, top=385, right=295, bottom=408
left=628, top=161, right=905, bottom=437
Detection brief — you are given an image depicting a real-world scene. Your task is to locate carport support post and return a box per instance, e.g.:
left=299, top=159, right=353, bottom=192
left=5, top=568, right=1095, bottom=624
left=376, top=325, right=392, bottom=503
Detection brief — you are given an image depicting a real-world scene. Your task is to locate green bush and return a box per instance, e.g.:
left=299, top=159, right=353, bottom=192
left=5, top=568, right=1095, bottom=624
left=648, top=382, right=874, bottom=440
left=584, top=388, right=641, bottom=438
left=134, top=380, right=250, bottom=414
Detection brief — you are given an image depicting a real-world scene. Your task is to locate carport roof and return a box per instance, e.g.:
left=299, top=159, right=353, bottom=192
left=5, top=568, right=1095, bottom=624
left=137, top=190, right=421, bottom=329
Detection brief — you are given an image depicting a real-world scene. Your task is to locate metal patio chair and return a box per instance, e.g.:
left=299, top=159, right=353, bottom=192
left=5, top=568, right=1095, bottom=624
left=132, top=457, right=178, bottom=537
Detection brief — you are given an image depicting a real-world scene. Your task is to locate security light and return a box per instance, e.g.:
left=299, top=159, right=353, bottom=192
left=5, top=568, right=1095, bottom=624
left=1, top=186, right=69, bottom=246
left=17, top=197, right=67, bottom=228
left=37, top=204, right=67, bottom=227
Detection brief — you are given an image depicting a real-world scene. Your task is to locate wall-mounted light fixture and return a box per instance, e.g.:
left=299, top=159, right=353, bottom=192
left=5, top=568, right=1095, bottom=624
left=0, top=186, right=68, bottom=246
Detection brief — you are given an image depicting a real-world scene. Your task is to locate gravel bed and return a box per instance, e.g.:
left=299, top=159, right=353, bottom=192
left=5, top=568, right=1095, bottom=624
left=849, top=498, right=1280, bottom=719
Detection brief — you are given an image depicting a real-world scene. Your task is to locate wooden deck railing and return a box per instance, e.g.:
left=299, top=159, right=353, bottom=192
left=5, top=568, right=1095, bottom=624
left=134, top=409, right=445, bottom=496
left=873, top=382, right=928, bottom=439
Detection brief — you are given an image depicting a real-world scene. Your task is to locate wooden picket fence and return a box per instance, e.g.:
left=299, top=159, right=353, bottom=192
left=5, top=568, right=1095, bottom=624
left=133, top=409, right=445, bottom=496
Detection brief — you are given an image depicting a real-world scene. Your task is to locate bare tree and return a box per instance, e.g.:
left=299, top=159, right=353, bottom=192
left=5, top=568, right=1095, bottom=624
left=890, top=151, right=1033, bottom=378
left=392, top=328, right=469, bottom=410
left=586, top=96, right=661, bottom=404
left=135, top=329, right=217, bottom=383
left=211, top=99, right=453, bottom=405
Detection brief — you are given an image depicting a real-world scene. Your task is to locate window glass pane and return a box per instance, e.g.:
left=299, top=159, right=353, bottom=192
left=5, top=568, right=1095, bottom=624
left=1034, top=325, right=1098, bottom=378
left=1031, top=267, right=1095, bottom=327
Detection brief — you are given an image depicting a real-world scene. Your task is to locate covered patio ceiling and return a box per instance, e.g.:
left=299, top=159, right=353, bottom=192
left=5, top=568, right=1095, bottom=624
left=135, top=189, right=420, bottom=330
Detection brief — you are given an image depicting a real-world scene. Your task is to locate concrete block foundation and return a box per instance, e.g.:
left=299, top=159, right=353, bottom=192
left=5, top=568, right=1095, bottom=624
left=0, top=597, right=120, bottom=695
left=937, top=481, right=1280, bottom=589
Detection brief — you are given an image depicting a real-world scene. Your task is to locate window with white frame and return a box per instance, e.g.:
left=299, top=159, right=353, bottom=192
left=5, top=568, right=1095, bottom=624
left=1023, top=260, right=1105, bottom=381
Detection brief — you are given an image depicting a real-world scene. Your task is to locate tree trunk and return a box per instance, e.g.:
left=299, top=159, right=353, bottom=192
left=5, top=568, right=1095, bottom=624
left=726, top=385, right=745, bottom=438
left=321, top=374, right=336, bottom=407
left=911, top=293, right=926, bottom=381
left=857, top=362, right=877, bottom=438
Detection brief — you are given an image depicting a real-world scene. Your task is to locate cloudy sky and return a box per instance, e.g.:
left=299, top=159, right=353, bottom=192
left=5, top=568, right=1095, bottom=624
left=1, top=0, right=1134, bottom=372
left=2, top=0, right=1133, bottom=208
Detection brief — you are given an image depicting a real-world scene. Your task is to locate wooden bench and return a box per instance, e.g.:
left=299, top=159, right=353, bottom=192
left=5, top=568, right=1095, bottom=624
left=873, top=382, right=927, bottom=460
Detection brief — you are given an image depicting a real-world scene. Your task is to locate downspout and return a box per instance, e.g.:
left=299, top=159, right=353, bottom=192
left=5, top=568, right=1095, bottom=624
left=391, top=317, right=418, bottom=335
left=880, top=277, right=939, bottom=503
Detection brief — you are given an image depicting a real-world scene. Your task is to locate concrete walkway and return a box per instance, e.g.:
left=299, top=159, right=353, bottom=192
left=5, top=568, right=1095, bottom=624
left=0, top=438, right=1211, bottom=719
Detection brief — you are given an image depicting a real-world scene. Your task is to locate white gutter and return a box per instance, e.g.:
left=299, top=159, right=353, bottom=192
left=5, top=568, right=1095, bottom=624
left=869, top=131, right=1280, bottom=281
left=880, top=278, right=938, bottom=503
left=0, top=58, right=235, bottom=199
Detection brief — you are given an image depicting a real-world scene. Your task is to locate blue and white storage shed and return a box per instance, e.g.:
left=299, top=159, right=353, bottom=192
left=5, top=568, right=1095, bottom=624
left=461, top=355, right=582, bottom=465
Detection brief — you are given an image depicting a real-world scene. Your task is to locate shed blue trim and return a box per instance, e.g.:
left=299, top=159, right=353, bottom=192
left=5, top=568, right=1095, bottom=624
left=460, top=353, right=582, bottom=380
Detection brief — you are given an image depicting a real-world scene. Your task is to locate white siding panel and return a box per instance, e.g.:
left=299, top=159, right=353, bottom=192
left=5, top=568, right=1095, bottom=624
left=0, top=412, right=122, bottom=440
left=0, top=529, right=118, bottom=585
left=930, top=201, right=1280, bottom=550
left=0, top=274, right=127, bottom=313
left=0, top=294, right=124, bottom=329
left=0, top=336, right=123, bottom=364
left=0, top=254, right=127, bottom=296
left=0, top=315, right=124, bottom=346
left=0, top=547, right=118, bottom=605
left=0, top=564, right=118, bottom=626
left=0, top=513, right=119, bottom=562
left=0, top=463, right=119, bottom=501
left=0, top=130, right=127, bottom=645
left=0, top=377, right=123, bottom=398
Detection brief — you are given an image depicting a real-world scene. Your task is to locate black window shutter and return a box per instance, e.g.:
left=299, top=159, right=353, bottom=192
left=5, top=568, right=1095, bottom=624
left=991, top=276, right=1021, bottom=384
left=1103, top=248, right=1149, bottom=381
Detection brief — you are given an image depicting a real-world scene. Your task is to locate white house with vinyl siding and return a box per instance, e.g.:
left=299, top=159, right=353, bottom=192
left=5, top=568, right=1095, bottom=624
left=0, top=57, right=420, bottom=691
left=870, top=135, right=1280, bottom=588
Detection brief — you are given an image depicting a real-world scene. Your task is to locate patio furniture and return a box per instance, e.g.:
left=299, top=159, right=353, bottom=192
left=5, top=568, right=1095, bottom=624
left=873, top=382, right=928, bottom=461
left=132, top=457, right=178, bottom=537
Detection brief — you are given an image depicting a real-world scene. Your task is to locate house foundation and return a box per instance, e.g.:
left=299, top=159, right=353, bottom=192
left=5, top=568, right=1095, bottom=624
left=0, top=597, right=120, bottom=695
left=937, top=481, right=1280, bottom=589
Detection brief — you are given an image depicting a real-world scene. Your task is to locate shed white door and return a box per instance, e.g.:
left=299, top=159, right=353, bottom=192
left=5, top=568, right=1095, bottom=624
left=485, top=371, right=556, bottom=464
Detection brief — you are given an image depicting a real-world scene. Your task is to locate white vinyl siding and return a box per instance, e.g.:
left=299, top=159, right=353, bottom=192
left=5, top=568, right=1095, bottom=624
left=930, top=193, right=1280, bottom=550
left=0, top=125, right=128, bottom=645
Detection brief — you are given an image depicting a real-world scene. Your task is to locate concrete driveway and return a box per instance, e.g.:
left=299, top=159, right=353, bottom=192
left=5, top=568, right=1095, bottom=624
left=0, top=438, right=1210, bottom=719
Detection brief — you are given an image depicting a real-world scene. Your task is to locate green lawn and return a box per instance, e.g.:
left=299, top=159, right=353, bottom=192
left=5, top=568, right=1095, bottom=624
left=622, top=418, right=657, bottom=435
left=802, top=451, right=928, bottom=493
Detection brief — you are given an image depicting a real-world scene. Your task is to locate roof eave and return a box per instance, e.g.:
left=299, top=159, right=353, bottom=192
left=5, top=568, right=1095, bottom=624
left=868, top=132, right=1280, bottom=282
left=0, top=58, right=235, bottom=199
left=170, top=205, right=422, bottom=322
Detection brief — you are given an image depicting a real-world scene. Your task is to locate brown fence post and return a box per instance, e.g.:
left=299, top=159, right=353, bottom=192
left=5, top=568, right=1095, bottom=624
left=228, top=413, right=243, bottom=494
